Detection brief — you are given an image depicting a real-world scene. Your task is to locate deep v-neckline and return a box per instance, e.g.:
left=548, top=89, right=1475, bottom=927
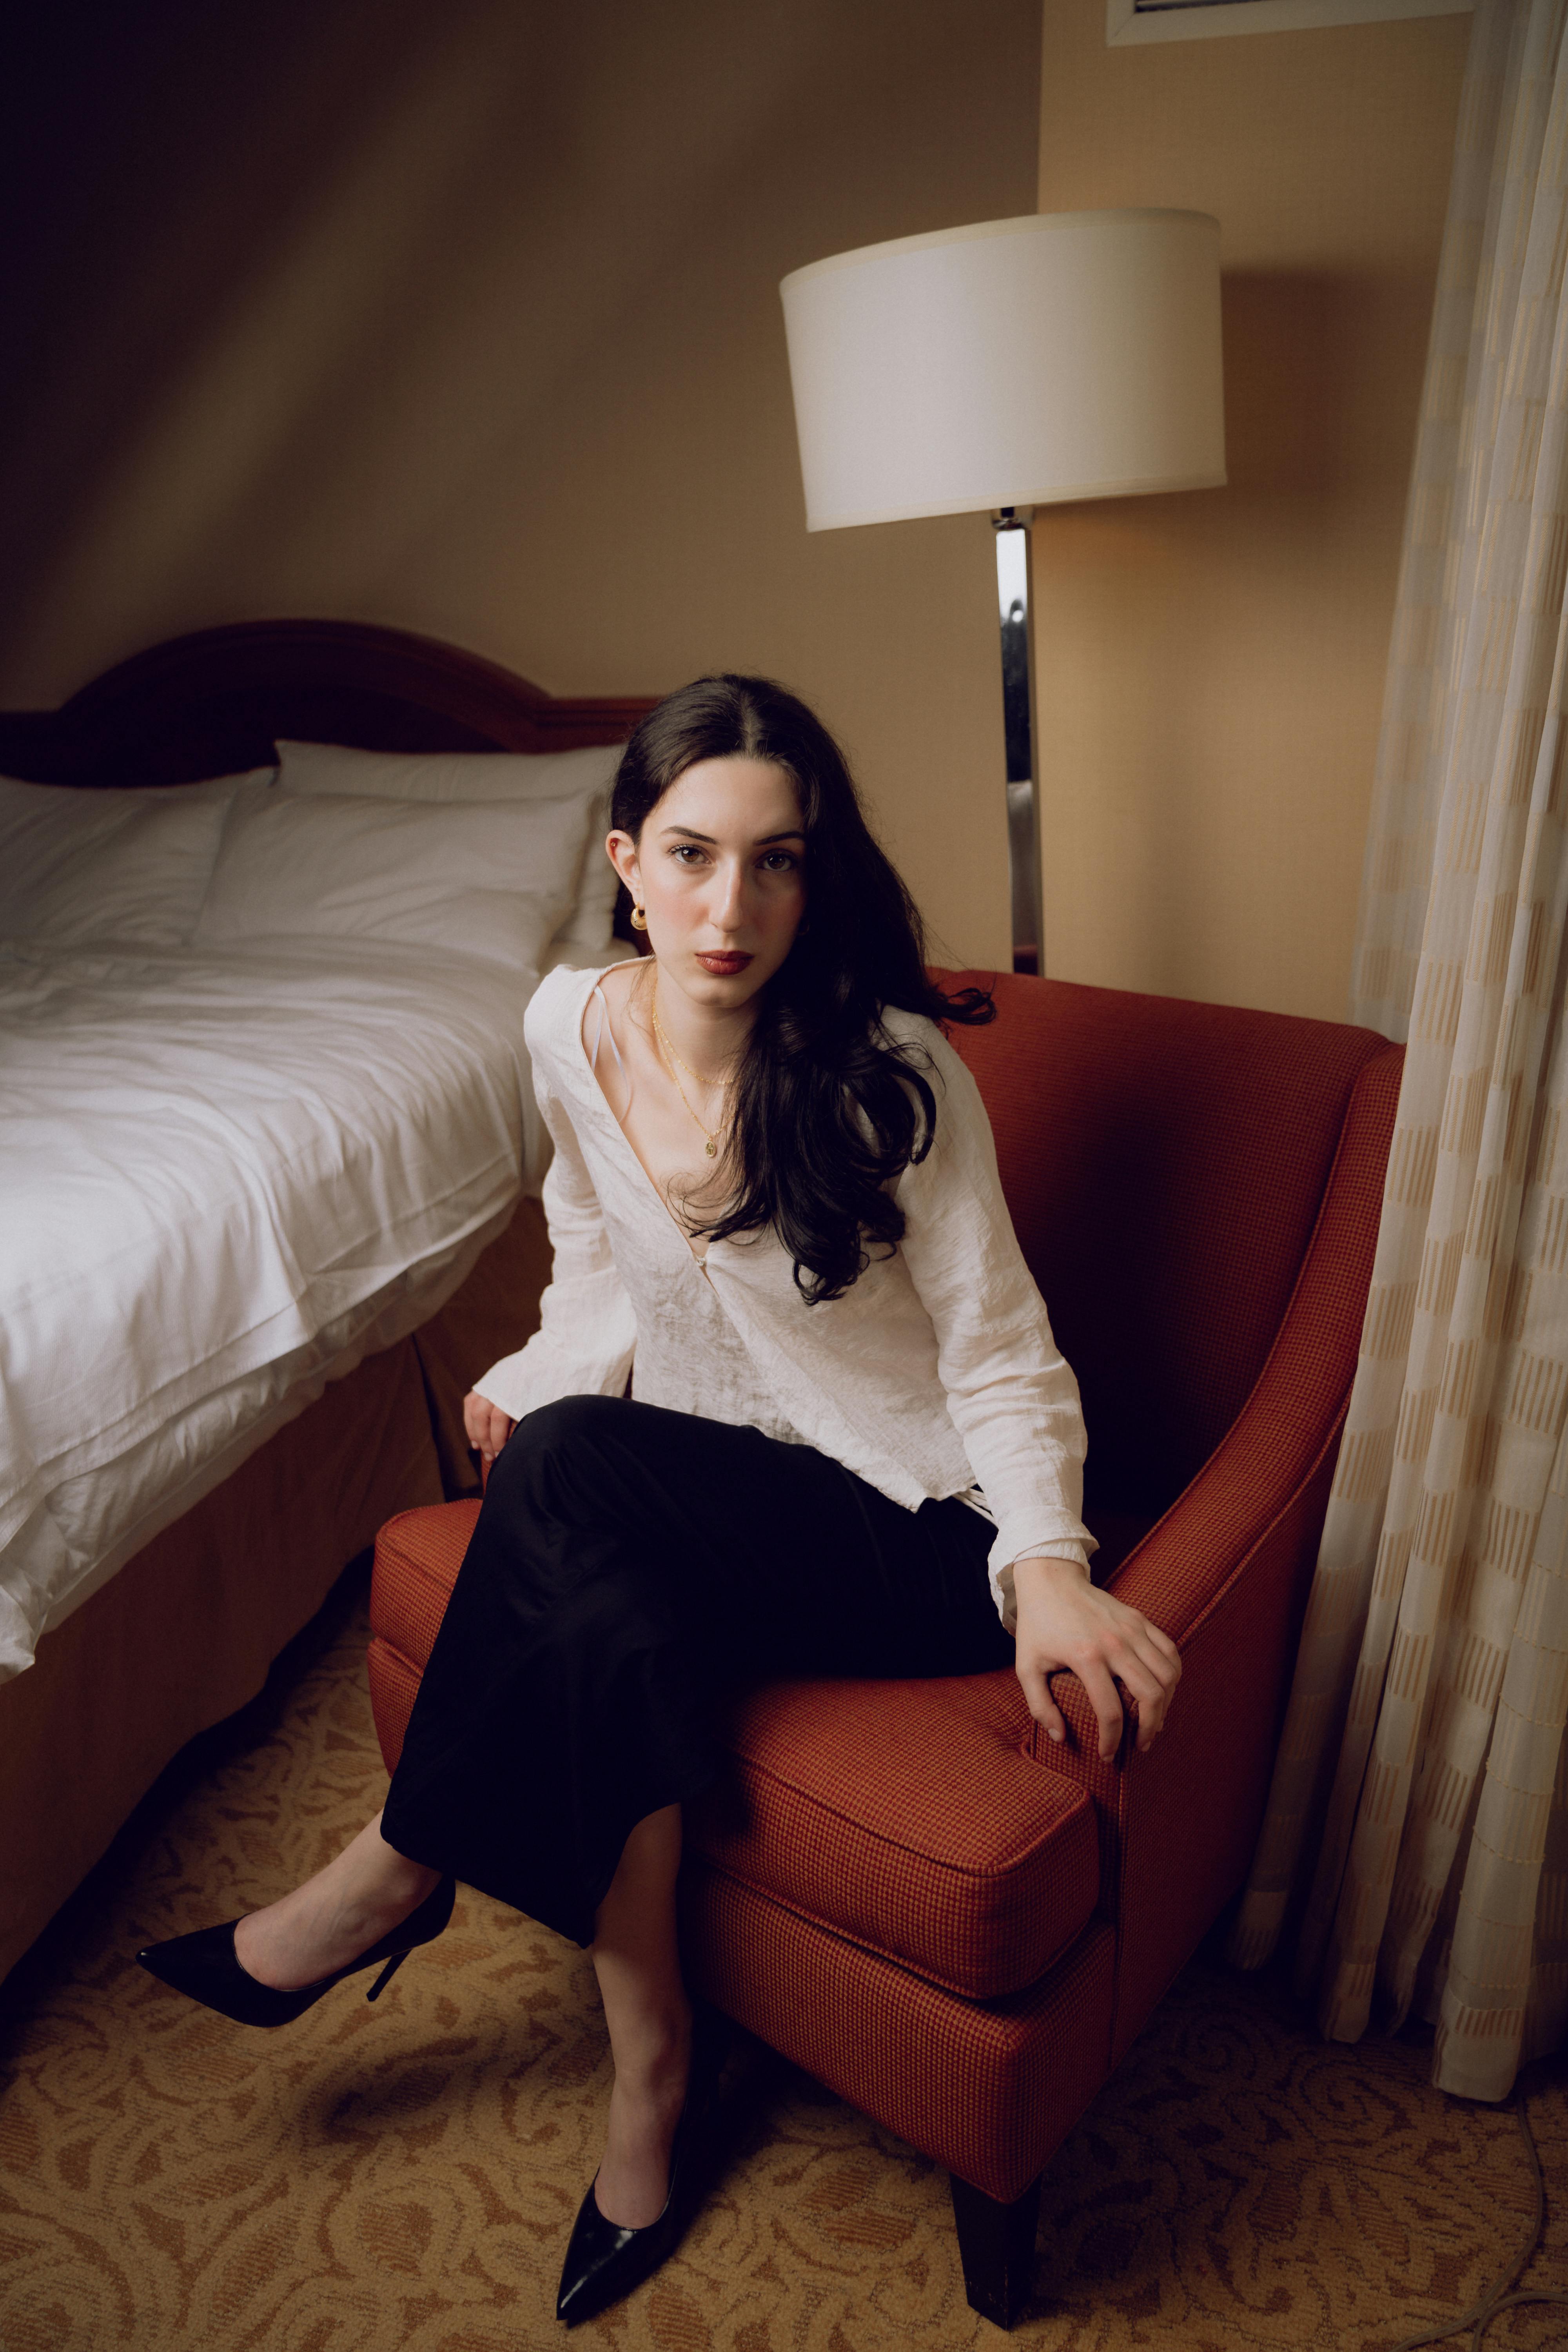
left=578, top=970, right=716, bottom=1272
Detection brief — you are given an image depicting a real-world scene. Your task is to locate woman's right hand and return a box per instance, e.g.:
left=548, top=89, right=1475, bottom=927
left=1011, top=1553, right=1181, bottom=1762
left=463, top=1391, right=515, bottom=1468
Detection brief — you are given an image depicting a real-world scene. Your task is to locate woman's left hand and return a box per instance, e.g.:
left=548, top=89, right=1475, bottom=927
left=1012, top=1554, right=1181, bottom=1763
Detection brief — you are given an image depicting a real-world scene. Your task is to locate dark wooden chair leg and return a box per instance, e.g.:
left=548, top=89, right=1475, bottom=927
left=948, top=2170, right=1043, bottom=2328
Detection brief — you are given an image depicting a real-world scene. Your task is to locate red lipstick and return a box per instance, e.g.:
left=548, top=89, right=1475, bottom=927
left=696, top=951, right=753, bottom=976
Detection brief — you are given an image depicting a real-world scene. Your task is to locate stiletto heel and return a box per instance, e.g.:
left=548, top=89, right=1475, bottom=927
left=366, top=1951, right=408, bottom=2002
left=555, top=2004, right=729, bottom=2328
left=135, top=1875, right=455, bottom=2028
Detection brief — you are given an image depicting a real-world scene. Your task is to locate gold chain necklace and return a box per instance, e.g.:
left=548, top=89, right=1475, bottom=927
left=650, top=978, right=728, bottom=1159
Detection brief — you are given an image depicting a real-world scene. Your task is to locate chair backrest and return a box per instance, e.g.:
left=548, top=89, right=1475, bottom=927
left=936, top=971, right=1394, bottom=1518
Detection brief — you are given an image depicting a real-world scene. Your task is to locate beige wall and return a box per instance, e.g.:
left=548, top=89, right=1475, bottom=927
left=0, top=0, right=1040, bottom=971
left=0, top=1, right=1472, bottom=1001
left=1034, top=0, right=1470, bottom=1018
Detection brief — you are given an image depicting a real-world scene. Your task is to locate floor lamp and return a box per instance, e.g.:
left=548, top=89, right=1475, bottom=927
left=780, top=209, right=1227, bottom=975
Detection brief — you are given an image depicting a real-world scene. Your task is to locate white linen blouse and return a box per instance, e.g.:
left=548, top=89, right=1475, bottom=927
left=473, top=962, right=1094, bottom=1627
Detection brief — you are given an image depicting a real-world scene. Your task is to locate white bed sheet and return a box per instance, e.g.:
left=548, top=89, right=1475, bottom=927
left=0, top=937, right=552, bottom=1679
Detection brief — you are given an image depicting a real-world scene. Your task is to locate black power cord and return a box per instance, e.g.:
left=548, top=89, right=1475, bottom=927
left=1390, top=2091, right=1568, bottom=2352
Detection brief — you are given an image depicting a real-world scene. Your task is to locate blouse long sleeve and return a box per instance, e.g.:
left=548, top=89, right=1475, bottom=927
left=470, top=1059, right=637, bottom=1420
left=893, top=1024, right=1094, bottom=1627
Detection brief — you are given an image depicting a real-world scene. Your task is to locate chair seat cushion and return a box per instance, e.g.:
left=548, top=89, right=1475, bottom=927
left=368, top=1501, right=1100, bottom=2005
left=372, top=1498, right=481, bottom=1668
left=689, top=1675, right=1099, bottom=2001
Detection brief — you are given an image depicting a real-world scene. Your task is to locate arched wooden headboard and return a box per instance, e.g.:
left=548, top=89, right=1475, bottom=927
left=0, top=618, right=661, bottom=786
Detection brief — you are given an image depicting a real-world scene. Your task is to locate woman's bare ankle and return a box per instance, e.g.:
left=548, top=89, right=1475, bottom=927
left=595, top=2054, right=691, bottom=2228
left=232, top=1820, right=440, bottom=1990
left=611, top=2002, right=691, bottom=2100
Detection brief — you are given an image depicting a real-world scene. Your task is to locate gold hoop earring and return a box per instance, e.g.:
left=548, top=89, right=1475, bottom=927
left=629, top=904, right=649, bottom=933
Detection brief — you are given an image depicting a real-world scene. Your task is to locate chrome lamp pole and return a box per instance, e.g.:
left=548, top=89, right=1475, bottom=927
left=994, top=506, right=1041, bottom=976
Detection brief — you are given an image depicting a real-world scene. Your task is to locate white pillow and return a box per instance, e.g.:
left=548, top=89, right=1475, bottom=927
left=193, top=785, right=594, bottom=972
left=0, top=769, right=272, bottom=949
left=275, top=739, right=623, bottom=958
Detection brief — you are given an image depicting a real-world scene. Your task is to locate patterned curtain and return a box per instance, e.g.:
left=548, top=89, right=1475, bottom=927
left=1229, top=0, right=1568, bottom=2100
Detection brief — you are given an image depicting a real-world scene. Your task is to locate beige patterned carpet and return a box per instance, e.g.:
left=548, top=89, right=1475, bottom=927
left=1, top=1571, right=1564, bottom=2352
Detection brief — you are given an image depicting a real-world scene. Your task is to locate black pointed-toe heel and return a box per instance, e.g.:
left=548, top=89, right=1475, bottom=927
left=134, top=1875, right=456, bottom=2028
left=555, top=2006, right=729, bottom=2329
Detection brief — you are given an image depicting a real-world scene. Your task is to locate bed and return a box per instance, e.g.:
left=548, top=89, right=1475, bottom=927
left=0, top=619, right=657, bottom=1984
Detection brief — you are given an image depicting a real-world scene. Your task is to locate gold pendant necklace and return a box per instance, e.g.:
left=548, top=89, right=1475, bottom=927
left=651, top=978, right=728, bottom=1159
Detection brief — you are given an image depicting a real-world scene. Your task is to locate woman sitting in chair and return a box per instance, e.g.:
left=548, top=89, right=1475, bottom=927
left=138, top=675, right=1181, bottom=2327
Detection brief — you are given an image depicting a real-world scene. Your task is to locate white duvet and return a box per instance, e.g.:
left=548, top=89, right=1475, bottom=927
left=0, top=938, right=548, bottom=1678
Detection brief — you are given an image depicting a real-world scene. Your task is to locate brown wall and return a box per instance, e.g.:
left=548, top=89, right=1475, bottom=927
left=0, top=0, right=1041, bottom=969
left=1034, top=0, right=1470, bottom=1019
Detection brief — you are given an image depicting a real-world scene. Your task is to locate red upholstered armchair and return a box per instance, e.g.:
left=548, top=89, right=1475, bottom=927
left=366, top=972, right=1402, bottom=2328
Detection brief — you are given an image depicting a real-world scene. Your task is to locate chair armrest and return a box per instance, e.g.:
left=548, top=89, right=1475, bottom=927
left=1017, top=1043, right=1401, bottom=2048
left=1035, top=1037, right=1400, bottom=1740
left=1113, top=1040, right=1401, bottom=1648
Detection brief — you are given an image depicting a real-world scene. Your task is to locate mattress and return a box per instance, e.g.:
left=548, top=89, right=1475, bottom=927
left=0, top=936, right=555, bottom=1678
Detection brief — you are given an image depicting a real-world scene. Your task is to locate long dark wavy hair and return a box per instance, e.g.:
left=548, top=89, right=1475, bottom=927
left=611, top=674, right=993, bottom=1302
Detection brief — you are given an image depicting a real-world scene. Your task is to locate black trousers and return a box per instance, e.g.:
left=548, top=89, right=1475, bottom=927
left=380, top=1394, right=1014, bottom=1946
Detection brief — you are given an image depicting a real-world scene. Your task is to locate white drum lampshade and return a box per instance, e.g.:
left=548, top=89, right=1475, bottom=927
left=780, top=209, right=1225, bottom=531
